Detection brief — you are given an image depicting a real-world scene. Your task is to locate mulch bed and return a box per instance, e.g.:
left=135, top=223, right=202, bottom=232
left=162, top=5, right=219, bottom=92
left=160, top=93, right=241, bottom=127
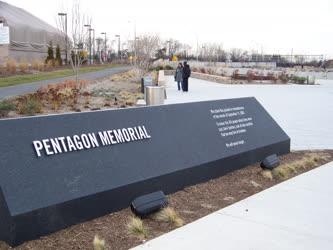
left=1, top=150, right=332, bottom=250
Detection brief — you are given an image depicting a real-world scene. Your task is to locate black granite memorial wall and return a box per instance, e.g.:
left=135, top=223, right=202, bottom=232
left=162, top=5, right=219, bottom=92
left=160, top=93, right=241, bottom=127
left=0, top=97, right=290, bottom=245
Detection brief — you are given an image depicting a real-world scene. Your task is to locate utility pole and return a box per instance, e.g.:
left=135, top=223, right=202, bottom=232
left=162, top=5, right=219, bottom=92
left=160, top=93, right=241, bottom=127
left=58, top=13, right=67, bottom=64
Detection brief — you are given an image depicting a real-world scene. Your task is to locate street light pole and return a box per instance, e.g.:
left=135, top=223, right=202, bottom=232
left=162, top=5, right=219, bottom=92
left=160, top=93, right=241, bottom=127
left=58, top=13, right=67, bottom=65
left=84, top=24, right=92, bottom=65
left=101, top=32, right=107, bottom=63
left=90, top=28, right=95, bottom=64
left=115, top=35, right=120, bottom=60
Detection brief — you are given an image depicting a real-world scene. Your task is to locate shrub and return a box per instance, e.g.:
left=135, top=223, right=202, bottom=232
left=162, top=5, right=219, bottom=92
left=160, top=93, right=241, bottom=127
left=155, top=207, right=184, bottom=227
left=278, top=72, right=289, bottom=83
left=55, top=44, right=63, bottom=66
left=0, top=100, right=15, bottom=118
left=165, top=65, right=174, bottom=70
left=17, top=96, right=43, bottom=116
left=19, top=60, right=29, bottom=73
left=291, top=76, right=307, bottom=84
left=127, top=217, right=148, bottom=239
left=45, top=41, right=55, bottom=66
left=6, top=59, right=17, bottom=74
left=199, top=67, right=206, bottom=74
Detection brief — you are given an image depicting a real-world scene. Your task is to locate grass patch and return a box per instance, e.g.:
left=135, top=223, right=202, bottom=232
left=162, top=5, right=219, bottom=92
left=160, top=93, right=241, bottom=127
left=93, top=235, right=105, bottom=250
left=0, top=64, right=121, bottom=88
left=127, top=217, right=148, bottom=240
left=155, top=207, right=184, bottom=227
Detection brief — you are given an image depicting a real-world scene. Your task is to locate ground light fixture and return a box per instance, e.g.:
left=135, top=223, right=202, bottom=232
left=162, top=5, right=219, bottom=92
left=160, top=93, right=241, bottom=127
left=260, top=154, right=280, bottom=170
left=131, top=191, right=168, bottom=218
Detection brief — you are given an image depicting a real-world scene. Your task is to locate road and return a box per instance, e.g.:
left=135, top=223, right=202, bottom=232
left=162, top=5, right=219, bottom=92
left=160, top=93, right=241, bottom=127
left=0, top=66, right=132, bottom=99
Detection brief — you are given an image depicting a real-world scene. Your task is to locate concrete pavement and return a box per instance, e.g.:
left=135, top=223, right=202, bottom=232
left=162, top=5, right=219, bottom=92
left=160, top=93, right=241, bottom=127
left=133, top=161, right=333, bottom=250
left=0, top=66, right=132, bottom=99
left=164, top=76, right=333, bottom=150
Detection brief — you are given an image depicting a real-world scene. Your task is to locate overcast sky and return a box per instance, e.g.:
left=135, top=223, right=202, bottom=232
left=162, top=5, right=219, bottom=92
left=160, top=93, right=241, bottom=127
left=4, top=0, right=333, bottom=57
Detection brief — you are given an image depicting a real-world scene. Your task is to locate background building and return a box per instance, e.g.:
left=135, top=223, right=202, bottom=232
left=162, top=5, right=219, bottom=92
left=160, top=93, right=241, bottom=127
left=0, top=1, right=65, bottom=64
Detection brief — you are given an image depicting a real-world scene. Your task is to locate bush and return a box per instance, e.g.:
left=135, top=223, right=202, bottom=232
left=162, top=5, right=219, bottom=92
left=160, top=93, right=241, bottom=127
left=0, top=100, right=15, bottom=117
left=200, top=67, right=206, bottom=74
left=55, top=44, right=63, bottom=66
left=45, top=41, right=55, bottom=66
left=19, top=60, right=29, bottom=73
left=165, top=65, right=174, bottom=70
left=291, top=76, right=307, bottom=84
left=17, top=96, right=43, bottom=116
left=278, top=72, right=289, bottom=83
left=6, top=59, right=17, bottom=74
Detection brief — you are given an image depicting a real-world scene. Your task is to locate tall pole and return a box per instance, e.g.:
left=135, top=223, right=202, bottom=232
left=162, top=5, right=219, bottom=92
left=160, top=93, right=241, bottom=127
left=115, top=35, right=120, bottom=60
left=84, top=24, right=92, bottom=65
left=89, top=30, right=92, bottom=64
left=134, top=23, right=137, bottom=65
left=90, top=28, right=95, bottom=64
left=58, top=13, right=68, bottom=65
left=65, top=14, right=68, bottom=64
left=101, top=32, right=107, bottom=62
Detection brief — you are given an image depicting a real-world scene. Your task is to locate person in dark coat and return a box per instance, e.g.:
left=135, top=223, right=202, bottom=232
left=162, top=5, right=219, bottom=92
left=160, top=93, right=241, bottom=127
left=174, top=63, right=183, bottom=91
left=182, top=61, right=191, bottom=92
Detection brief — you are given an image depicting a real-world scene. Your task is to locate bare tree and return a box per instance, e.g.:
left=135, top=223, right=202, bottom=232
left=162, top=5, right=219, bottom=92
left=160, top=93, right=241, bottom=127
left=230, top=48, right=244, bottom=62
left=56, top=0, right=89, bottom=82
left=134, top=34, right=161, bottom=75
left=70, top=1, right=91, bottom=82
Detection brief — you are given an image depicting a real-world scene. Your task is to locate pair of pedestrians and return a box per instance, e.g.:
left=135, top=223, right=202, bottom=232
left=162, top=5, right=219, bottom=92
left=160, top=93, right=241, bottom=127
left=174, top=62, right=191, bottom=92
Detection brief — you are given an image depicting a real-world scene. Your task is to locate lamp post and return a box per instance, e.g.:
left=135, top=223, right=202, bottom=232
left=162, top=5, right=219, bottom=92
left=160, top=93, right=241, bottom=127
left=166, top=40, right=171, bottom=60
left=58, top=13, right=67, bottom=64
left=89, top=28, right=95, bottom=64
left=134, top=37, right=139, bottom=65
left=101, top=32, right=107, bottom=62
left=84, top=24, right=92, bottom=64
left=115, top=35, right=120, bottom=60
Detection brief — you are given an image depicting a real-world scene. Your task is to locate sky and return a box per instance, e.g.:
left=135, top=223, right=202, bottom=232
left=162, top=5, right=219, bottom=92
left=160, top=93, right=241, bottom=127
left=3, top=0, right=333, bottom=57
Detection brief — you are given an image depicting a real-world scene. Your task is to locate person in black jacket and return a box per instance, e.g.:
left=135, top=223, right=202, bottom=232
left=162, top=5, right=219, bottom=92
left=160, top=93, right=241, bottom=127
left=182, top=61, right=191, bottom=92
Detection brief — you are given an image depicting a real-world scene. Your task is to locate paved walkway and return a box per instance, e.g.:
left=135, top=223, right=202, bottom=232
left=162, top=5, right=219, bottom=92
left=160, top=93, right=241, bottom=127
left=133, top=161, right=333, bottom=250
left=164, top=76, right=333, bottom=150
left=0, top=66, right=132, bottom=99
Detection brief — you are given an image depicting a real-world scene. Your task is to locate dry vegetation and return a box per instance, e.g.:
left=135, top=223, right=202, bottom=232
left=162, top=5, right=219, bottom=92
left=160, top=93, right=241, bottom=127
left=93, top=235, right=106, bottom=250
left=127, top=217, right=149, bottom=240
left=268, top=152, right=331, bottom=180
left=0, top=69, right=143, bottom=119
left=155, top=207, right=184, bottom=227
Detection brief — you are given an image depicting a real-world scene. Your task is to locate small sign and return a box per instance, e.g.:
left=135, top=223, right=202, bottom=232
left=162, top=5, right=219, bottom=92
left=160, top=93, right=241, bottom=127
left=144, top=76, right=153, bottom=86
left=0, top=26, right=9, bottom=45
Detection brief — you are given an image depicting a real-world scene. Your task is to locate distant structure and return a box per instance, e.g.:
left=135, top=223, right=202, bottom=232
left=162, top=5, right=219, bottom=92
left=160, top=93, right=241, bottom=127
left=0, top=1, right=65, bottom=64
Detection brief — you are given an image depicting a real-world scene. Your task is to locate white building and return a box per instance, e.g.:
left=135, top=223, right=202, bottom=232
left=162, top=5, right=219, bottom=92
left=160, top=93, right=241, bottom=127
left=0, top=1, right=65, bottom=64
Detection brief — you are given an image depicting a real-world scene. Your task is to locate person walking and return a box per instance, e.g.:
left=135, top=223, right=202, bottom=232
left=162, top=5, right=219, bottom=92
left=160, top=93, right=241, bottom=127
left=174, top=63, right=183, bottom=91
left=182, top=61, right=191, bottom=92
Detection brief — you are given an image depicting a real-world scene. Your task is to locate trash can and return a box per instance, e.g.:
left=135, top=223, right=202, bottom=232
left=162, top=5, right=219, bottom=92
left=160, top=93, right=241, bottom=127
left=145, top=86, right=165, bottom=106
